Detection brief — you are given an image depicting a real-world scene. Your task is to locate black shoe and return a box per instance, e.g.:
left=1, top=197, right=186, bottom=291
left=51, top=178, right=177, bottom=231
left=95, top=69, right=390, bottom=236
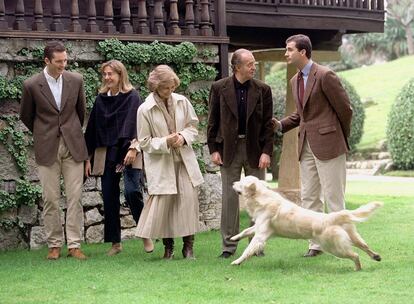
left=218, top=251, right=233, bottom=258
left=303, top=249, right=323, bottom=257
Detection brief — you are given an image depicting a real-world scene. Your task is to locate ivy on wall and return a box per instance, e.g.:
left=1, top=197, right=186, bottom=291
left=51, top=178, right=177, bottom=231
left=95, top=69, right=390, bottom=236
left=0, top=39, right=217, bottom=227
left=0, top=116, right=42, bottom=215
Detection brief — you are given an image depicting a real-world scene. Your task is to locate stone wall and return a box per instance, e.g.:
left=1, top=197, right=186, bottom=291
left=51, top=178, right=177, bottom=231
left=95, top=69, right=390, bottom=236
left=0, top=38, right=222, bottom=250
left=0, top=163, right=222, bottom=250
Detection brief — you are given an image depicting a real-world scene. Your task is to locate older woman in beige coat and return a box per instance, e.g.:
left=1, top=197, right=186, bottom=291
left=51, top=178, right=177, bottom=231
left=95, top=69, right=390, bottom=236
left=136, top=65, right=203, bottom=259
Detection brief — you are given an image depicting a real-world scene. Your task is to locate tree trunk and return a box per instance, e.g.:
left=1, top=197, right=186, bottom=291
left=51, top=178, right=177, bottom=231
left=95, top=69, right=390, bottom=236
left=405, top=24, right=414, bottom=55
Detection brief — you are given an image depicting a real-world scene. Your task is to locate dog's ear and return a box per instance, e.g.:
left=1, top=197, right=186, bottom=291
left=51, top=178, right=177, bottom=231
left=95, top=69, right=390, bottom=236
left=245, top=182, right=256, bottom=196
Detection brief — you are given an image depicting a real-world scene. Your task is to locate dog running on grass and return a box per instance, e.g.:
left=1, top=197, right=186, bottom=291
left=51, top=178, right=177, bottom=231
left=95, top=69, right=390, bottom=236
left=231, top=175, right=382, bottom=271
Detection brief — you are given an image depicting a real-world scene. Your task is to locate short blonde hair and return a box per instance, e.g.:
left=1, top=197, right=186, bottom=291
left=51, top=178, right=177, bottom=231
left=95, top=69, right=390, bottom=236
left=99, top=60, right=134, bottom=94
left=147, top=65, right=180, bottom=92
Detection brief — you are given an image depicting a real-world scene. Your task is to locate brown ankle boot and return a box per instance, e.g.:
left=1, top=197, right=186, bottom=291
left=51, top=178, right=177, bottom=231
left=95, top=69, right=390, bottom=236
left=182, top=235, right=195, bottom=259
left=162, top=238, right=174, bottom=260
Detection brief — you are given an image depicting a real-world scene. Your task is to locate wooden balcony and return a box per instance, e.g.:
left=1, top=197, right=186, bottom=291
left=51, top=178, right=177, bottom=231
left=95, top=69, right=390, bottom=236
left=0, top=0, right=385, bottom=75
left=0, top=0, right=227, bottom=44
left=224, top=0, right=385, bottom=50
left=0, top=1, right=384, bottom=49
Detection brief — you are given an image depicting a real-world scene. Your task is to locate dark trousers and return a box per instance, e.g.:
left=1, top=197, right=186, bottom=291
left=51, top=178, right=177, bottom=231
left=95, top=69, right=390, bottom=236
left=220, top=139, right=265, bottom=253
left=101, top=166, right=144, bottom=243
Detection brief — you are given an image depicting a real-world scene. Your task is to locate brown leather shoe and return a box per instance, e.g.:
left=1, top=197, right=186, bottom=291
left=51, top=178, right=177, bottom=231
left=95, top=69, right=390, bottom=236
left=107, top=243, right=122, bottom=256
left=142, top=238, right=154, bottom=253
left=67, top=248, right=87, bottom=260
left=303, top=249, right=323, bottom=257
left=47, top=247, right=61, bottom=260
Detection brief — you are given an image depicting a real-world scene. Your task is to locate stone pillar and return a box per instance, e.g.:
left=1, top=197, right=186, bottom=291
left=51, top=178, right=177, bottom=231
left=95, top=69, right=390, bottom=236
left=277, top=64, right=300, bottom=201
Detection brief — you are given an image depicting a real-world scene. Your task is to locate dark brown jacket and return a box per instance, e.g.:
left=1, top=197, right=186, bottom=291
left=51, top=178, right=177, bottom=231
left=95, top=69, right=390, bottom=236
left=207, top=76, right=274, bottom=168
left=20, top=70, right=88, bottom=166
left=281, top=63, right=353, bottom=160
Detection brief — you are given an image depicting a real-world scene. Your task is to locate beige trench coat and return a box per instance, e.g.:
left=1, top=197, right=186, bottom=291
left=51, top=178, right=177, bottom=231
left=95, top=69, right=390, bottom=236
left=137, top=92, right=204, bottom=195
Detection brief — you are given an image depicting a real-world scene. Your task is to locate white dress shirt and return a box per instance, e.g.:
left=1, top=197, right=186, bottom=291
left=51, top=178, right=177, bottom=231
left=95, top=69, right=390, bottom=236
left=44, top=67, right=63, bottom=111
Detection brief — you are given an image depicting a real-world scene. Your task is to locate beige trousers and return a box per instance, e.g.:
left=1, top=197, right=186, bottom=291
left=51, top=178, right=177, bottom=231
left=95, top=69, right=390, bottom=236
left=220, top=138, right=265, bottom=253
left=38, top=138, right=84, bottom=249
left=300, top=139, right=346, bottom=250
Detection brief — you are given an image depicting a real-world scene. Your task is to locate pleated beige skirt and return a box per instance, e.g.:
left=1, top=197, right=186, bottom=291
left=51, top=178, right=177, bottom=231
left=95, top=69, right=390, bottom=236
left=136, top=161, right=200, bottom=238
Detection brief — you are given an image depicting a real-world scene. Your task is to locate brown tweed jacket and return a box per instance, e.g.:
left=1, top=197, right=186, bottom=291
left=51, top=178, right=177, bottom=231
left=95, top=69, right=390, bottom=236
left=207, top=76, right=274, bottom=168
left=281, top=63, right=353, bottom=161
left=20, top=70, right=88, bottom=166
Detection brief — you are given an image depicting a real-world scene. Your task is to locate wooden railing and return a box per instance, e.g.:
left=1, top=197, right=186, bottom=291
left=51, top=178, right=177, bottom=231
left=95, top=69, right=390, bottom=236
left=0, top=0, right=228, bottom=44
left=227, top=0, right=384, bottom=10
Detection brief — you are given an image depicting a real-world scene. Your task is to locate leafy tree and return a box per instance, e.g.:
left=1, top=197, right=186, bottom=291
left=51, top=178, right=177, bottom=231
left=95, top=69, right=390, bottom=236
left=342, top=16, right=411, bottom=65
left=387, top=0, right=414, bottom=55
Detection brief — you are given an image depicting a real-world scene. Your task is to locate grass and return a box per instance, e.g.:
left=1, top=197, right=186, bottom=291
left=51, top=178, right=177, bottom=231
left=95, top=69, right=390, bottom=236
left=385, top=170, right=414, bottom=178
left=339, top=55, right=414, bottom=151
left=1, top=181, right=414, bottom=303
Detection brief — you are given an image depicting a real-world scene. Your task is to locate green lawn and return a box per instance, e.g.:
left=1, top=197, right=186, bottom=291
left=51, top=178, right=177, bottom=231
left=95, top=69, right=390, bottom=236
left=1, top=180, right=414, bottom=303
left=339, top=55, right=414, bottom=151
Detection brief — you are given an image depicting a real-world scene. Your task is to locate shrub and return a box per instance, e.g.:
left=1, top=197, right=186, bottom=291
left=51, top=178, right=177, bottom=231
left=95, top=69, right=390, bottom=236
left=339, top=76, right=365, bottom=152
left=386, top=78, right=414, bottom=169
left=266, top=69, right=286, bottom=157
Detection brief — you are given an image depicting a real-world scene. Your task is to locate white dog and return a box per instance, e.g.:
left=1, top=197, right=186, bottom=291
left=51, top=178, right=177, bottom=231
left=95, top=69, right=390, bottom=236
left=231, top=176, right=382, bottom=271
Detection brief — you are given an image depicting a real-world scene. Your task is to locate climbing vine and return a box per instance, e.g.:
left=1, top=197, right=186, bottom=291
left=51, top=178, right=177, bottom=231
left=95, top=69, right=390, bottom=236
left=0, top=116, right=42, bottom=217
left=0, top=39, right=217, bottom=226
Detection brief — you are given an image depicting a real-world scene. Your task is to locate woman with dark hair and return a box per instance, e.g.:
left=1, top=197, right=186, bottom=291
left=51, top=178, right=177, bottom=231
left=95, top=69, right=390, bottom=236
left=85, top=60, right=153, bottom=256
left=136, top=65, right=204, bottom=260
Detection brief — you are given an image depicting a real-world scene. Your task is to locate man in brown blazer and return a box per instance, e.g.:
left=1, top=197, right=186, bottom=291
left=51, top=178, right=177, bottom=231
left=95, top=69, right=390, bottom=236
left=20, top=42, right=88, bottom=260
left=207, top=49, right=274, bottom=258
left=273, top=34, right=353, bottom=257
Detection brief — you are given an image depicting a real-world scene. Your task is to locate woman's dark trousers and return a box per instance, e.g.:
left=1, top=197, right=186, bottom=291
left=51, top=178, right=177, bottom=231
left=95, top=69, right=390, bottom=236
left=101, top=166, right=144, bottom=243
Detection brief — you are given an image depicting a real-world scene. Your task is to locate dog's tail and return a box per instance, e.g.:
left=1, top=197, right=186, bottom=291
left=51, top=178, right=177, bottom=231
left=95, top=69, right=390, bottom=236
left=328, top=201, right=383, bottom=225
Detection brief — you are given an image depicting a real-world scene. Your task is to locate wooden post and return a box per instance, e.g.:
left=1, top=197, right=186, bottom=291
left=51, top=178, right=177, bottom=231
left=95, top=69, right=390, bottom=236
left=136, top=0, right=149, bottom=34
left=13, top=0, right=27, bottom=30
left=120, top=0, right=133, bottom=34
left=194, top=0, right=201, bottom=31
left=33, top=0, right=46, bottom=31
left=69, top=0, right=82, bottom=32
left=153, top=0, right=165, bottom=35
left=50, top=0, right=64, bottom=32
left=168, top=0, right=181, bottom=35
left=215, top=0, right=228, bottom=78
left=86, top=0, right=99, bottom=33
left=278, top=64, right=300, bottom=193
left=0, top=0, right=7, bottom=30
left=183, top=0, right=197, bottom=35
left=199, top=0, right=212, bottom=36
left=103, top=0, right=116, bottom=33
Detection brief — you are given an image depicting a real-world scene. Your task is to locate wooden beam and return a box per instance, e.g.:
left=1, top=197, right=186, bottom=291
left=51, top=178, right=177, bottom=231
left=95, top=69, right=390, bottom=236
left=253, top=49, right=341, bottom=62
left=0, top=31, right=229, bottom=44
